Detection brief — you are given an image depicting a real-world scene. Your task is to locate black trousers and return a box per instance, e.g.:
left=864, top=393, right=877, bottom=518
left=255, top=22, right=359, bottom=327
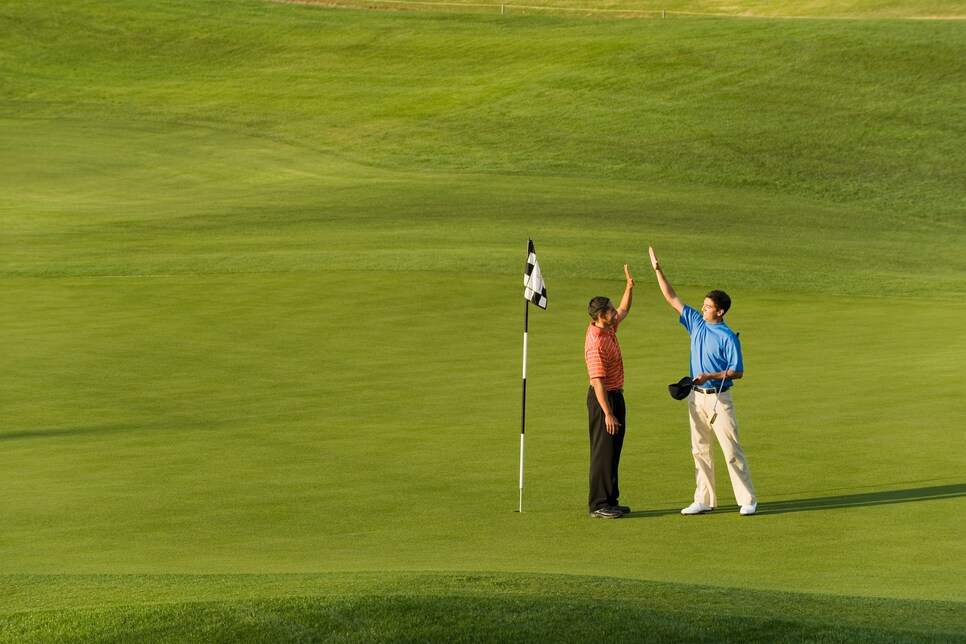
left=587, top=387, right=626, bottom=511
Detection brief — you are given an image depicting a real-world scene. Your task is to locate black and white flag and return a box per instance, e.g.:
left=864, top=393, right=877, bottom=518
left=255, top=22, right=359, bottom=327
left=524, top=240, right=548, bottom=309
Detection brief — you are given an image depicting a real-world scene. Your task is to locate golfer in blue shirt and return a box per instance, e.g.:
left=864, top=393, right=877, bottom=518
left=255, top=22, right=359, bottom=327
left=649, top=247, right=757, bottom=516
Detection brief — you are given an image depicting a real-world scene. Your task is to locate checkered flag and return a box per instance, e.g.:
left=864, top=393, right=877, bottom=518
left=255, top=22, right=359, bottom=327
left=524, top=239, right=548, bottom=309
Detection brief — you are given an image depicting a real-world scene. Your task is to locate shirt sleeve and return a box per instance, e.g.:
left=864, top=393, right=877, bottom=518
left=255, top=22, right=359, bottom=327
left=679, top=305, right=701, bottom=334
left=727, top=334, right=744, bottom=372
left=585, top=344, right=606, bottom=380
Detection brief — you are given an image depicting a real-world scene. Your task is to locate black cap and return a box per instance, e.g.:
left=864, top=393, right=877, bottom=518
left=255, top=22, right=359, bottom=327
left=668, top=376, right=694, bottom=400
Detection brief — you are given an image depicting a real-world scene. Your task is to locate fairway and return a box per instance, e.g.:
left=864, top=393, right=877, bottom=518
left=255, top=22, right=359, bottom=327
left=1, top=0, right=964, bottom=640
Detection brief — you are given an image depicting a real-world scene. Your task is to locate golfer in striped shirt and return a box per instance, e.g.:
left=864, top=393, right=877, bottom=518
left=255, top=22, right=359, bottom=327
left=584, top=265, right=634, bottom=518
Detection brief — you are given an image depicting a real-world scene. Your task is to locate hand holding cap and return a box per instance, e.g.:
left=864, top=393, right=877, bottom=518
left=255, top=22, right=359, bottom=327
left=668, top=376, right=693, bottom=400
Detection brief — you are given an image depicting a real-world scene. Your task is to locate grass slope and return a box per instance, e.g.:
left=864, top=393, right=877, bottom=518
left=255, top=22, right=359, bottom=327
left=2, top=573, right=964, bottom=643
left=1, top=0, right=964, bottom=640
left=286, top=0, right=966, bottom=18
left=3, top=2, right=964, bottom=231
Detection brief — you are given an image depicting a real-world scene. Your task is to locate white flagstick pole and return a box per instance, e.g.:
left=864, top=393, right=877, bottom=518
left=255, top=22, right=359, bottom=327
left=520, top=297, right=529, bottom=512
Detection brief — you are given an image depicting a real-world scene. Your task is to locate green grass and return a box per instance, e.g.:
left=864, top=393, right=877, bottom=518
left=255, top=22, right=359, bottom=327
left=1, top=0, right=964, bottom=640
left=287, top=0, right=966, bottom=18
left=2, top=573, right=964, bottom=642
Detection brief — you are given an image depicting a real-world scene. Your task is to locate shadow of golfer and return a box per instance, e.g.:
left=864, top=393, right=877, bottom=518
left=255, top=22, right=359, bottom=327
left=0, top=424, right=174, bottom=442
left=755, top=483, right=966, bottom=515
left=623, top=507, right=683, bottom=518
left=0, top=426, right=125, bottom=441
left=623, top=483, right=966, bottom=518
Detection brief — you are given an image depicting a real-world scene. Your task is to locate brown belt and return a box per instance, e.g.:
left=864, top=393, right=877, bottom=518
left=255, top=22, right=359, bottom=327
left=694, top=387, right=729, bottom=395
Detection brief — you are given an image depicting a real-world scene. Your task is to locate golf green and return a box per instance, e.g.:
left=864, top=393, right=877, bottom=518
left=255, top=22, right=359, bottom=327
left=1, top=0, right=963, bottom=639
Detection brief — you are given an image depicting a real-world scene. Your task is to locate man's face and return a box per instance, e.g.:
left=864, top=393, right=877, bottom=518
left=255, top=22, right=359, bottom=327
left=701, top=298, right=723, bottom=323
left=597, top=303, right=618, bottom=327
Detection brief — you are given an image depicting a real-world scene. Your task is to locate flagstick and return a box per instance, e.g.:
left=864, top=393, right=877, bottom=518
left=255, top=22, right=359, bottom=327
left=519, top=298, right=529, bottom=512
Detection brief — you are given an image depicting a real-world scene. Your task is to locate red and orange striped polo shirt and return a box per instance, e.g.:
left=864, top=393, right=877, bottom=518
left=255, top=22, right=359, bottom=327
left=585, top=321, right=624, bottom=391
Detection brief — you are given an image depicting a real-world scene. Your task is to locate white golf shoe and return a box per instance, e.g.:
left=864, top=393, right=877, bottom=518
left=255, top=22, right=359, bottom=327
left=739, top=503, right=757, bottom=516
left=680, top=502, right=714, bottom=515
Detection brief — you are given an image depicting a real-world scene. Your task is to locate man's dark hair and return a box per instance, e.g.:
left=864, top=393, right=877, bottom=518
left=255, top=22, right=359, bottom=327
left=706, top=290, right=732, bottom=315
left=588, top=296, right=611, bottom=320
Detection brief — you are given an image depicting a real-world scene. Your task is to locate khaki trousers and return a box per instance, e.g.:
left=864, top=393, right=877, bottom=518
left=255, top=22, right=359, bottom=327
left=688, top=389, right=756, bottom=508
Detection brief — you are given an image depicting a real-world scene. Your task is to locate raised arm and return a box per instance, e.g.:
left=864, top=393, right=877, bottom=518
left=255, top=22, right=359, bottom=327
left=648, top=247, right=684, bottom=314
left=615, top=264, right=634, bottom=322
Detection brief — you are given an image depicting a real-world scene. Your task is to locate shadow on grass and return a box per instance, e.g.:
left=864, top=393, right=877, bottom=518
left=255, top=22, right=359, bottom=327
left=625, top=483, right=966, bottom=518
left=0, top=423, right=177, bottom=442
left=0, top=426, right=128, bottom=441
left=757, top=483, right=966, bottom=515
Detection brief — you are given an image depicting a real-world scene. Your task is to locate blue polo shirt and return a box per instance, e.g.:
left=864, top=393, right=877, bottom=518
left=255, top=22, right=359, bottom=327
left=680, top=305, right=743, bottom=390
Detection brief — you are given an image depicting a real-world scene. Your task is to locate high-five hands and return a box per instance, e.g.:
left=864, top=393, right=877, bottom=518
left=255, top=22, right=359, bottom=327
left=624, top=264, right=634, bottom=288
left=648, top=247, right=660, bottom=271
